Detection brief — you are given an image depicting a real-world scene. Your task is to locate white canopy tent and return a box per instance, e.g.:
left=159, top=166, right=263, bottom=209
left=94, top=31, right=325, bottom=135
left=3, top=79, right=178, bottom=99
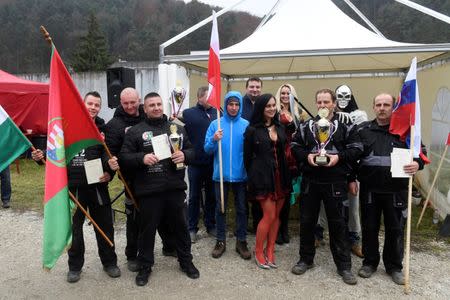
left=161, top=0, right=450, bottom=77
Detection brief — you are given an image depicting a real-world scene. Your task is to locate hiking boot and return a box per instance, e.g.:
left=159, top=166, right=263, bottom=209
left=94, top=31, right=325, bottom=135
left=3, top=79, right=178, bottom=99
left=2, top=201, right=10, bottom=209
left=358, top=265, right=375, bottom=278
left=162, top=248, right=177, bottom=258
left=103, top=265, right=121, bottom=278
left=211, top=241, right=226, bottom=258
left=390, top=271, right=405, bottom=285
left=236, top=240, right=251, bottom=260
left=291, top=261, right=314, bottom=275
left=338, top=269, right=357, bottom=285
left=189, top=231, right=197, bottom=244
left=127, top=259, right=139, bottom=272
left=351, top=244, right=364, bottom=258
left=180, top=262, right=200, bottom=279
left=67, top=270, right=81, bottom=283
left=135, top=266, right=151, bottom=286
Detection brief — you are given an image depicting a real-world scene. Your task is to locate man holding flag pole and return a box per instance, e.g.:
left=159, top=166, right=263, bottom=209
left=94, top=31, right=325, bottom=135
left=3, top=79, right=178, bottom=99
left=204, top=11, right=251, bottom=260
left=357, top=58, right=428, bottom=292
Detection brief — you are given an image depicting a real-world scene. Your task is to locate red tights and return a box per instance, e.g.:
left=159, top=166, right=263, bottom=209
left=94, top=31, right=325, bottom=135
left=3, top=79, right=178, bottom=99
left=255, top=196, right=285, bottom=264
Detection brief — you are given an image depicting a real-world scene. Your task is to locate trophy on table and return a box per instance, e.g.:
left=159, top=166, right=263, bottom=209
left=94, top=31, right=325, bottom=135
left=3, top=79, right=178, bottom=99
left=169, top=124, right=185, bottom=170
left=313, top=108, right=336, bottom=166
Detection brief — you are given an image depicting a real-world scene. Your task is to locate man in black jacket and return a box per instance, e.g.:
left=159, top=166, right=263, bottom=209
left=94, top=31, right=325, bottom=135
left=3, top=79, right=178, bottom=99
left=104, top=88, right=175, bottom=272
left=183, top=86, right=218, bottom=242
left=357, top=93, right=425, bottom=285
left=120, top=92, right=199, bottom=286
left=290, top=88, right=362, bottom=285
left=33, top=91, right=120, bottom=283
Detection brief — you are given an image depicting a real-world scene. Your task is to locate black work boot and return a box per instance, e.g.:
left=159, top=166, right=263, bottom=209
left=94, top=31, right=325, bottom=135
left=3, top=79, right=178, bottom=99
left=235, top=240, right=251, bottom=260
left=135, top=266, right=151, bottom=286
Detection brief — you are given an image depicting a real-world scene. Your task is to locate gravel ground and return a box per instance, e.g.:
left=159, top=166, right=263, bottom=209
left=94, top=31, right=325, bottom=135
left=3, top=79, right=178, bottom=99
left=1, top=209, right=449, bottom=299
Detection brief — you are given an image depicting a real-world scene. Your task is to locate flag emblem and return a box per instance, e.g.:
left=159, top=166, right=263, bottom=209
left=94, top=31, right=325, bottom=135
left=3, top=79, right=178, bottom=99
left=46, top=118, right=66, bottom=166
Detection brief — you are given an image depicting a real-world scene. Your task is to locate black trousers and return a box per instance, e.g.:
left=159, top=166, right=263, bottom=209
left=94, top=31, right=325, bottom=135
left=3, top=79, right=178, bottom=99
left=278, top=195, right=291, bottom=236
left=125, top=203, right=176, bottom=261
left=138, top=190, right=192, bottom=268
left=359, top=186, right=406, bottom=273
left=299, top=180, right=351, bottom=271
left=68, top=186, right=117, bottom=271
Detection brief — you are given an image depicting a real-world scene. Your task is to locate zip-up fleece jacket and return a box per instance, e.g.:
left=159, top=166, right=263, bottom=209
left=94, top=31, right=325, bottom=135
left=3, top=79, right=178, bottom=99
left=204, top=91, right=248, bottom=182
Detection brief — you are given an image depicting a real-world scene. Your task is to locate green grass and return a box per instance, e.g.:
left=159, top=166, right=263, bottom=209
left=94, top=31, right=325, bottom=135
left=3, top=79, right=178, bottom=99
left=9, top=158, right=450, bottom=250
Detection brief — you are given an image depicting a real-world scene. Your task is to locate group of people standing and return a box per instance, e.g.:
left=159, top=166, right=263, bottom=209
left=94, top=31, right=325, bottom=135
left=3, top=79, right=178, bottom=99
left=30, top=77, right=425, bottom=287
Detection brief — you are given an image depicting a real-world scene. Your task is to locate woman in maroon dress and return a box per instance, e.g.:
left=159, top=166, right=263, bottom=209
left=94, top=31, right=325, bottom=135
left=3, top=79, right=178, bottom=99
left=244, top=94, right=291, bottom=269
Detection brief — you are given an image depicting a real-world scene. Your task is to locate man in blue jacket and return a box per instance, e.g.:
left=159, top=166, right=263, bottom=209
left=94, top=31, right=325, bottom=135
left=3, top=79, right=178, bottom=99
left=183, top=86, right=218, bottom=242
left=204, top=91, right=251, bottom=260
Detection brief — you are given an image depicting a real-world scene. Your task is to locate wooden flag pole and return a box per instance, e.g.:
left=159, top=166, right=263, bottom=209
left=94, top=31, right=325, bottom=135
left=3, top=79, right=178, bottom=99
left=404, top=125, right=415, bottom=294
left=102, top=142, right=139, bottom=211
left=32, top=146, right=113, bottom=247
left=217, top=107, right=225, bottom=213
left=416, top=143, right=448, bottom=228
left=39, top=27, right=113, bottom=248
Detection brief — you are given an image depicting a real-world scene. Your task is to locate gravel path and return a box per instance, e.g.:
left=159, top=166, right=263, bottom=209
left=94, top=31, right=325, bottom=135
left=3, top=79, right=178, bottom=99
left=1, top=209, right=449, bottom=299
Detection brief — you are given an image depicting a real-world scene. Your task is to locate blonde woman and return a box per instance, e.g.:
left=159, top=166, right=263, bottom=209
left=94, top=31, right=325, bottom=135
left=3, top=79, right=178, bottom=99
left=273, top=84, right=305, bottom=245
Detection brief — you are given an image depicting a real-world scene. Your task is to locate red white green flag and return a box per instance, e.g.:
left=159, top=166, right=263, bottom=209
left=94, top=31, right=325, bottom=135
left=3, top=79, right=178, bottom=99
left=43, top=45, right=104, bottom=269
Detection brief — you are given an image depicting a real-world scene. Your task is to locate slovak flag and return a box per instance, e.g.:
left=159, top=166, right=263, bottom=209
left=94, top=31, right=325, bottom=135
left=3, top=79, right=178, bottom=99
left=206, top=11, right=221, bottom=110
left=389, top=57, right=430, bottom=163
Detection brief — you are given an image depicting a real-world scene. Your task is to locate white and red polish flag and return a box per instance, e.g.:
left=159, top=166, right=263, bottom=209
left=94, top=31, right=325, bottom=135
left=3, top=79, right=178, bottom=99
left=206, top=10, right=221, bottom=109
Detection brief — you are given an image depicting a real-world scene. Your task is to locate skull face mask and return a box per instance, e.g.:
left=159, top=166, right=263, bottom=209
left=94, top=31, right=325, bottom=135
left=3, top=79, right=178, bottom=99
left=336, top=85, right=352, bottom=109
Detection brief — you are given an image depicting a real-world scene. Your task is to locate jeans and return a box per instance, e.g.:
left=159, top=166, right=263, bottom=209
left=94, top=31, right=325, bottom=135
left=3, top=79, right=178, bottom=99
left=215, top=182, right=247, bottom=242
left=187, top=165, right=216, bottom=233
left=0, top=166, right=11, bottom=202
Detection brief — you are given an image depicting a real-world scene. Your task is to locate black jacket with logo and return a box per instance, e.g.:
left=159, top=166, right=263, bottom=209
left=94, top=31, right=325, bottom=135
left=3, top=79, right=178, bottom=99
left=119, top=114, right=194, bottom=197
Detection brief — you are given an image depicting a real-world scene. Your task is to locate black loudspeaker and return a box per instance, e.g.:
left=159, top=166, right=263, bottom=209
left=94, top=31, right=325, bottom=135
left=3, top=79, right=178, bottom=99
left=106, top=67, right=135, bottom=108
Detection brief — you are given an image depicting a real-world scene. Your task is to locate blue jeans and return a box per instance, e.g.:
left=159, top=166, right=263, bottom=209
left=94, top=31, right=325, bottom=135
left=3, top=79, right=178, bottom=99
left=0, top=166, right=11, bottom=202
left=188, top=165, right=216, bottom=233
left=215, top=182, right=247, bottom=242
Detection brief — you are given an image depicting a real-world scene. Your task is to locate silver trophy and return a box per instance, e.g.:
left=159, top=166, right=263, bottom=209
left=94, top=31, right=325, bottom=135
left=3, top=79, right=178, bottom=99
left=169, top=124, right=185, bottom=170
left=313, top=108, right=335, bottom=166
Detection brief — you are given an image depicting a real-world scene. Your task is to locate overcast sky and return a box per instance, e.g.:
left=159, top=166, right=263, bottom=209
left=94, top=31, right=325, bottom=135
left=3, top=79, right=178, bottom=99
left=183, top=0, right=278, bottom=17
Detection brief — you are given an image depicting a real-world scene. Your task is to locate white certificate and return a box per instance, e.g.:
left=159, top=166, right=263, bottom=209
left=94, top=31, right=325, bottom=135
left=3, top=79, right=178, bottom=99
left=151, top=134, right=172, bottom=160
left=391, top=148, right=412, bottom=178
left=84, top=158, right=104, bottom=184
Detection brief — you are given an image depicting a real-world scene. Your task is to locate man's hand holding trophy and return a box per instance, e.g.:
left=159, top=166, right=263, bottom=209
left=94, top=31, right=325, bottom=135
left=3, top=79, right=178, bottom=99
left=308, top=107, right=338, bottom=167
left=169, top=124, right=185, bottom=170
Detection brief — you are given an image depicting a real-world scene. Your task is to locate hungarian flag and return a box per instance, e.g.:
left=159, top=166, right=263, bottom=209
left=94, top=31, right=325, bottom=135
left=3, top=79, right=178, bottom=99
left=0, top=105, right=32, bottom=172
left=206, top=10, right=221, bottom=109
left=389, top=57, right=430, bottom=163
left=43, top=46, right=104, bottom=269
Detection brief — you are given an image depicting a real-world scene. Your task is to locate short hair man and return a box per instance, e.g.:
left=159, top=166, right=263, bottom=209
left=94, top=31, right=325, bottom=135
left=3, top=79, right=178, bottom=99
left=33, top=91, right=121, bottom=283
left=356, top=93, right=426, bottom=285
left=241, top=77, right=262, bottom=121
left=241, top=77, right=263, bottom=233
left=183, top=86, right=218, bottom=242
left=291, top=88, right=363, bottom=285
left=104, top=87, right=176, bottom=272
left=120, top=92, right=199, bottom=286
left=204, top=91, right=251, bottom=260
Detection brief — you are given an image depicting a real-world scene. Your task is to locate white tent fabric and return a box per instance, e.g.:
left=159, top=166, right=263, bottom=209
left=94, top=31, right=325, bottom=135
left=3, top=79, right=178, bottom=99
left=162, top=0, right=450, bottom=77
left=222, top=0, right=411, bottom=54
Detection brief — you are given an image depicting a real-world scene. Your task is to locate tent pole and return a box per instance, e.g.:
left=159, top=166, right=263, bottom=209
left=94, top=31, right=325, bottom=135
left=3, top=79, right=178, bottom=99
left=395, top=0, right=450, bottom=24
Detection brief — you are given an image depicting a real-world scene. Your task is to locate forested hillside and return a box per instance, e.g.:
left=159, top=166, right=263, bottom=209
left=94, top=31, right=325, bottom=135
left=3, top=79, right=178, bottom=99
left=0, top=0, right=449, bottom=74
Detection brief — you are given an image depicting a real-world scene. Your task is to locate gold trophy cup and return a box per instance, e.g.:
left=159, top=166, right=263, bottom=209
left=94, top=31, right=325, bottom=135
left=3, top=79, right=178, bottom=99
left=169, top=124, right=185, bottom=170
left=314, top=108, right=334, bottom=166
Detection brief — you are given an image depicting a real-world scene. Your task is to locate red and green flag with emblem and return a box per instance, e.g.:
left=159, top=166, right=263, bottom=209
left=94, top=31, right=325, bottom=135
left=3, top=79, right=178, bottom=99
left=43, top=45, right=104, bottom=269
